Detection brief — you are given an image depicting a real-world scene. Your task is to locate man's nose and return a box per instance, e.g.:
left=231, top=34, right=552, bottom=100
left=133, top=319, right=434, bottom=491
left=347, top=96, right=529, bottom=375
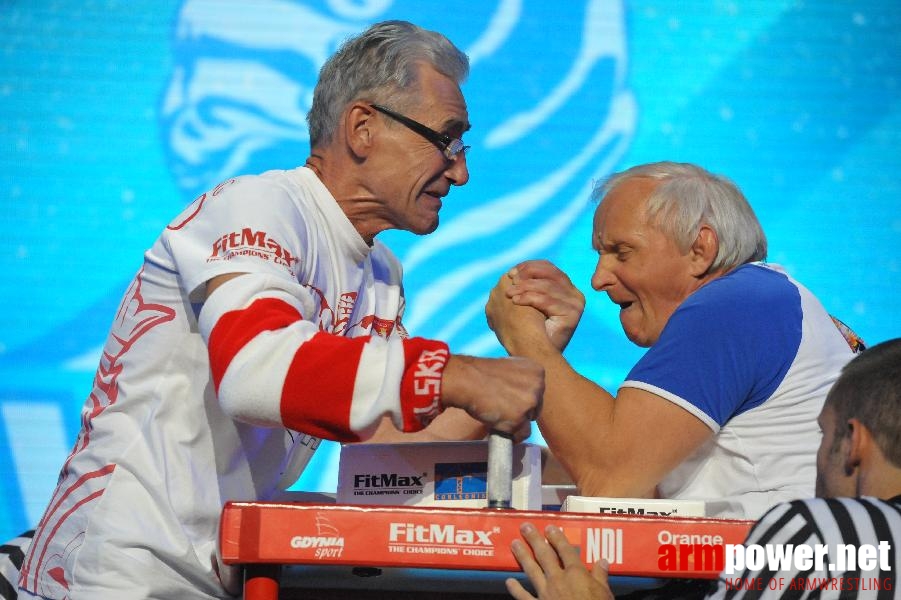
left=590, top=256, right=616, bottom=291
left=445, top=152, right=469, bottom=186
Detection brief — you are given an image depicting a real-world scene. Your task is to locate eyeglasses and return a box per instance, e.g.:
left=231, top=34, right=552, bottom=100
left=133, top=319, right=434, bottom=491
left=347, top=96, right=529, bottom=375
left=370, top=104, right=469, bottom=161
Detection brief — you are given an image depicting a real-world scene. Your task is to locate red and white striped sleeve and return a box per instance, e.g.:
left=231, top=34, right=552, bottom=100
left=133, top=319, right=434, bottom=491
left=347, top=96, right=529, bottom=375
left=198, top=273, right=448, bottom=442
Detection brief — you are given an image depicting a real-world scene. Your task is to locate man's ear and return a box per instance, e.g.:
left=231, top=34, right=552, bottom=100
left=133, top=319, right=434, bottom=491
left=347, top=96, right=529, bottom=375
left=844, top=417, right=867, bottom=473
left=345, top=103, right=375, bottom=159
left=689, top=225, right=719, bottom=277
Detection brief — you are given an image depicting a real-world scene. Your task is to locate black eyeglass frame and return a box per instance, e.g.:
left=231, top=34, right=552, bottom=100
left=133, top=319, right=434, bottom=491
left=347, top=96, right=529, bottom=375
left=370, top=103, right=469, bottom=160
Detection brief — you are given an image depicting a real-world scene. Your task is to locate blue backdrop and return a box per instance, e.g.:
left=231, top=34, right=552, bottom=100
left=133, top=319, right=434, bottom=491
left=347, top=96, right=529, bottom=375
left=2, top=1, right=899, bottom=542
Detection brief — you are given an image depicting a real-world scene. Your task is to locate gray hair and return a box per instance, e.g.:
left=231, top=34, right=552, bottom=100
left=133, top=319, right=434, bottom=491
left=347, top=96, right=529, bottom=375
left=307, top=20, right=469, bottom=148
left=593, top=161, right=767, bottom=273
left=826, top=338, right=901, bottom=468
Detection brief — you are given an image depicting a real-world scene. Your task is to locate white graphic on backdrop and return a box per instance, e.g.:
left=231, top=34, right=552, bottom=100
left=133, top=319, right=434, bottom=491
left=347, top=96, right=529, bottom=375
left=159, top=0, right=635, bottom=491
left=2, top=0, right=635, bottom=515
left=160, top=0, right=635, bottom=358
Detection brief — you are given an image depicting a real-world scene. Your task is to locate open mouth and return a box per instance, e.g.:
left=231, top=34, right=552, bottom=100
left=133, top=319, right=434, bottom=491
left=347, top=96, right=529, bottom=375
left=609, top=297, right=634, bottom=312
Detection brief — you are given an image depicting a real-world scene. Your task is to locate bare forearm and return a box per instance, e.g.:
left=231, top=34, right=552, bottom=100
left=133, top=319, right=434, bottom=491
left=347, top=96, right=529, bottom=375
left=525, top=349, right=617, bottom=490
left=506, top=338, right=659, bottom=497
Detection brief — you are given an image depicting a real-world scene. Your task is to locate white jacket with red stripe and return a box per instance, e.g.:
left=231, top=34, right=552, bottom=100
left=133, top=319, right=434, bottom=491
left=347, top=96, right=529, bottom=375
left=20, top=166, right=448, bottom=599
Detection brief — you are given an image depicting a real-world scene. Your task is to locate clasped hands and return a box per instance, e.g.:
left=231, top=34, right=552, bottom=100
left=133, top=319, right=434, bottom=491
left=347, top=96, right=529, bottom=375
left=486, top=260, right=585, bottom=354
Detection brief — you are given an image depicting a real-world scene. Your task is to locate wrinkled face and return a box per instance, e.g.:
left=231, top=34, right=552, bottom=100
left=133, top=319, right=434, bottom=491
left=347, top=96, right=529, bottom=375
left=364, top=64, right=471, bottom=236
left=815, top=404, right=856, bottom=497
left=590, top=178, right=700, bottom=347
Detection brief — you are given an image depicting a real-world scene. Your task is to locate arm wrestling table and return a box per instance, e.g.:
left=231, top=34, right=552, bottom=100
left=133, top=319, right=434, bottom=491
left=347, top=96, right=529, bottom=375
left=219, top=501, right=754, bottom=600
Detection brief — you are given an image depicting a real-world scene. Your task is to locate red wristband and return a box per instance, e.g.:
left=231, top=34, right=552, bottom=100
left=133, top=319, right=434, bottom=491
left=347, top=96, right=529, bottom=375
left=399, top=338, right=450, bottom=431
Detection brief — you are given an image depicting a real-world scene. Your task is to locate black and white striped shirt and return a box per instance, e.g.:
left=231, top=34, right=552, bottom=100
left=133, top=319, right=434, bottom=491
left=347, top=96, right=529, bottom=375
left=708, top=496, right=900, bottom=599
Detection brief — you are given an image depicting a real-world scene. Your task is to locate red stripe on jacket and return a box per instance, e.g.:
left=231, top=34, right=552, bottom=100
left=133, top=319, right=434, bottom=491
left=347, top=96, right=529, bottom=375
left=282, top=332, right=366, bottom=441
left=208, top=297, right=449, bottom=441
left=207, top=297, right=302, bottom=393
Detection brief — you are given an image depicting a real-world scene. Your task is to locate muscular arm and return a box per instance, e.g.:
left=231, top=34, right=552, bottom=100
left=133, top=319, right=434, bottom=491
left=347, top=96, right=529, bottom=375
left=486, top=264, right=711, bottom=497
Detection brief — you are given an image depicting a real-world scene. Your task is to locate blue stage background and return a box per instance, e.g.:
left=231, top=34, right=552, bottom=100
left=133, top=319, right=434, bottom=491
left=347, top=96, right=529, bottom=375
left=2, top=1, right=899, bottom=541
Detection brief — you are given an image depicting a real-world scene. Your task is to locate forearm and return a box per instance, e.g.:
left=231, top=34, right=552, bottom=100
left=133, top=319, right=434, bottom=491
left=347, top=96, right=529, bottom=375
left=505, top=335, right=660, bottom=497
left=490, top=301, right=615, bottom=489
left=525, top=348, right=619, bottom=491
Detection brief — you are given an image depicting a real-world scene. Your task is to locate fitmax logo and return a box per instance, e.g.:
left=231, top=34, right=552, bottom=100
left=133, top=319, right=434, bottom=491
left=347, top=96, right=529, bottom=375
left=354, top=473, right=425, bottom=489
left=207, top=227, right=298, bottom=271
left=389, top=523, right=497, bottom=546
left=597, top=507, right=678, bottom=516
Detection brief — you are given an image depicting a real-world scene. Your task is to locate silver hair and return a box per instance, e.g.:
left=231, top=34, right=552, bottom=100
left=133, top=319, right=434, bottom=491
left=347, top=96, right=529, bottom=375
left=593, top=161, right=767, bottom=273
left=307, top=20, right=469, bottom=148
